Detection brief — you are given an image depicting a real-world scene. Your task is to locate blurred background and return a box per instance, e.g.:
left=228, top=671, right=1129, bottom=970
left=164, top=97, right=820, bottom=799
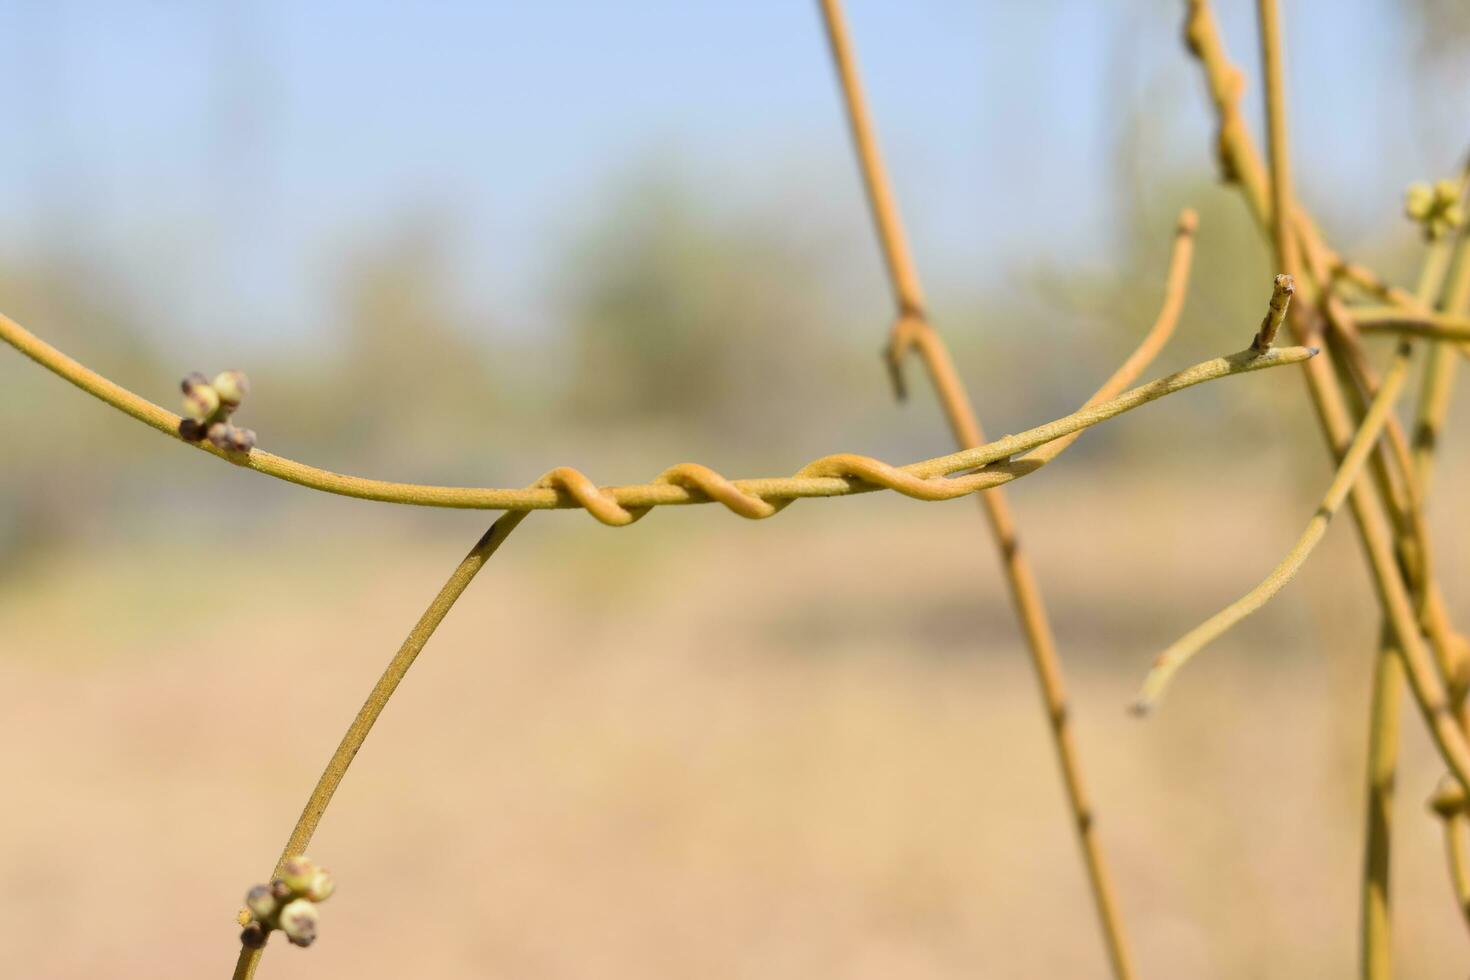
left=2, top=1, right=1469, bottom=976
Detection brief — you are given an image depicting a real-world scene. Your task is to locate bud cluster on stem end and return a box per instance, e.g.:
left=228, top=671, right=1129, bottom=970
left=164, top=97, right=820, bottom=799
left=238, top=855, right=335, bottom=950
left=178, top=369, right=256, bottom=450
left=1406, top=179, right=1465, bottom=241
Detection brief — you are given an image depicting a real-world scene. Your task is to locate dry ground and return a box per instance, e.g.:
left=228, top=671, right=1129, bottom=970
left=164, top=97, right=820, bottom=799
left=2, top=450, right=1468, bottom=978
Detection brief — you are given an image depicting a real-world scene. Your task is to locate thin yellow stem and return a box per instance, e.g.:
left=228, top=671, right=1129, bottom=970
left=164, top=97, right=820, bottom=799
left=1256, top=0, right=1299, bottom=282
left=231, top=510, right=528, bottom=980
left=1352, top=311, right=1470, bottom=343
left=1358, top=222, right=1463, bottom=980
left=816, top=0, right=925, bottom=318
left=1028, top=209, right=1199, bottom=465
left=0, top=311, right=1311, bottom=522
left=1414, top=231, right=1470, bottom=488
left=1361, top=628, right=1404, bottom=980
left=1446, top=814, right=1470, bottom=933
left=1186, top=0, right=1470, bottom=844
left=1429, top=777, right=1470, bottom=936
left=814, top=4, right=1216, bottom=977
left=1134, top=343, right=1412, bottom=711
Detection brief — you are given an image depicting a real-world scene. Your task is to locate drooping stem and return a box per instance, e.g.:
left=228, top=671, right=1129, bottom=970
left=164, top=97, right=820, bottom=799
left=231, top=510, right=528, bottom=980
left=1134, top=343, right=1411, bottom=711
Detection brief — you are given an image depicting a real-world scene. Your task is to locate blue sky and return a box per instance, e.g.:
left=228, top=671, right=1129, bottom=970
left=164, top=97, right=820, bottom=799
left=0, top=1, right=1455, bottom=346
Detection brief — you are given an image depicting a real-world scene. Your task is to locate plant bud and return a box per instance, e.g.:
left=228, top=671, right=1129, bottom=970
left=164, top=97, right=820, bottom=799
left=270, top=879, right=292, bottom=900
left=182, top=382, right=221, bottom=422
left=1431, top=776, right=1467, bottom=819
left=303, top=869, right=335, bottom=903
left=1435, top=178, right=1461, bottom=207
left=207, top=422, right=233, bottom=450
left=1406, top=183, right=1434, bottom=220
left=245, top=883, right=278, bottom=922
left=212, top=370, right=250, bottom=406
left=227, top=426, right=257, bottom=452
left=280, top=855, right=319, bottom=895
left=278, top=898, right=319, bottom=948
left=240, top=921, right=268, bottom=950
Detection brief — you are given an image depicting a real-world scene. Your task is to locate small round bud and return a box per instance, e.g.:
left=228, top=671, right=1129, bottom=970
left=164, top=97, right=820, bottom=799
left=280, top=855, right=319, bottom=895
left=181, top=372, right=211, bottom=394
left=240, top=921, right=268, bottom=950
left=207, top=422, right=233, bottom=450
left=270, top=879, right=292, bottom=900
left=1406, top=183, right=1435, bottom=220
left=1431, top=776, right=1467, bottom=819
left=227, top=426, right=257, bottom=452
left=245, top=883, right=278, bottom=922
left=182, top=383, right=221, bottom=422
left=212, top=370, right=250, bottom=406
left=278, top=898, right=319, bottom=948
left=1435, top=178, right=1461, bottom=207
left=1444, top=204, right=1465, bottom=230
left=303, top=869, right=335, bottom=903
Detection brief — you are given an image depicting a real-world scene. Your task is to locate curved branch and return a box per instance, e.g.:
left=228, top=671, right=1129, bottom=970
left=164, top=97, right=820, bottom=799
left=1134, top=343, right=1411, bottom=711
left=231, top=510, right=528, bottom=980
left=0, top=310, right=1313, bottom=522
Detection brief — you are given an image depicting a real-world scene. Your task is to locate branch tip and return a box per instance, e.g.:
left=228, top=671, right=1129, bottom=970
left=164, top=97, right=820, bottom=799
left=1251, top=274, right=1295, bottom=352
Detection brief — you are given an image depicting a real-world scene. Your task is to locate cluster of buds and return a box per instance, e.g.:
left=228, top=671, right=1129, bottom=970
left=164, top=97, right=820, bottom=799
left=1405, top=179, right=1465, bottom=241
left=238, top=855, right=336, bottom=950
left=180, top=370, right=256, bottom=451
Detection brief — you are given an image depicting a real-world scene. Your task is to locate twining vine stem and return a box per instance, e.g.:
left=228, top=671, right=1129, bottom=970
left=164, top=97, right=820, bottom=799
left=0, top=310, right=1311, bottom=521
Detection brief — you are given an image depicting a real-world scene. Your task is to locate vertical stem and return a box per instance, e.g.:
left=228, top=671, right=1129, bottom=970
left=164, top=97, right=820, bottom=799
left=816, top=0, right=926, bottom=317
left=1416, top=230, right=1470, bottom=493
left=1443, top=811, right=1470, bottom=933
left=1256, top=0, right=1299, bottom=280
left=1361, top=627, right=1403, bottom=980
left=816, top=3, right=1136, bottom=976
left=1361, top=201, right=1468, bottom=980
left=231, top=511, right=529, bottom=980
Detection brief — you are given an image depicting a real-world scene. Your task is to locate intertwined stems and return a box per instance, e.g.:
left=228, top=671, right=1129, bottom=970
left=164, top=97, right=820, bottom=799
left=1414, top=183, right=1470, bottom=941
left=818, top=1, right=1151, bottom=974
left=0, top=309, right=1306, bottom=519
left=231, top=511, right=528, bottom=980
left=1184, top=1, right=1470, bottom=973
left=1356, top=243, right=1451, bottom=978
left=0, top=299, right=1316, bottom=978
